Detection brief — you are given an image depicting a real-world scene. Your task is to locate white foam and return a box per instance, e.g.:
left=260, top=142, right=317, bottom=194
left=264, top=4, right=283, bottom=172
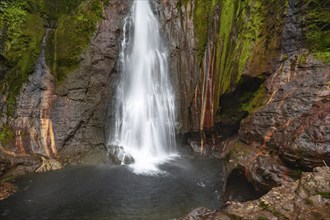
left=109, top=0, right=177, bottom=175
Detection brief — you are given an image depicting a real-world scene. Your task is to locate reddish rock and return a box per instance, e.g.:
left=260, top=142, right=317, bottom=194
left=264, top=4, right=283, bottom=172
left=239, top=56, right=330, bottom=169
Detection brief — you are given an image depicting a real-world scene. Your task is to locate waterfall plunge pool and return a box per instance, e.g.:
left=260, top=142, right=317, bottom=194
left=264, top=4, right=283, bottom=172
left=0, top=157, right=224, bottom=220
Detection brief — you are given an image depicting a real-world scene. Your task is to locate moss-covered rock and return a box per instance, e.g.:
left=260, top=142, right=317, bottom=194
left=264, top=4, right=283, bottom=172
left=304, top=0, right=330, bottom=63
left=192, top=0, right=287, bottom=130
left=193, top=0, right=218, bottom=63
left=0, top=0, right=105, bottom=115
left=0, top=0, right=44, bottom=115
left=48, top=0, right=105, bottom=82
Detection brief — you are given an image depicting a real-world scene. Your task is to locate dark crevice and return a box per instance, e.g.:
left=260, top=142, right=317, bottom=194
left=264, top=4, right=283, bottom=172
left=223, top=167, right=265, bottom=203
left=215, top=75, right=266, bottom=137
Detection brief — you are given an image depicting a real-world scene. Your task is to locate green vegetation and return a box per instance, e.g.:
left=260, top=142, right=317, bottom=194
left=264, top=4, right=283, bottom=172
left=241, top=86, right=266, bottom=113
left=216, top=0, right=235, bottom=94
left=304, top=0, right=330, bottom=63
left=0, top=124, right=15, bottom=144
left=317, top=191, right=330, bottom=199
left=298, top=53, right=307, bottom=66
left=259, top=201, right=269, bottom=209
left=0, top=0, right=44, bottom=115
left=193, top=0, right=218, bottom=63
left=0, top=0, right=105, bottom=115
left=49, top=0, right=104, bottom=82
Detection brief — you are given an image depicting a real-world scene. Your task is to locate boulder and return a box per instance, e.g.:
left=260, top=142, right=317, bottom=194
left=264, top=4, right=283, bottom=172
left=35, top=156, right=62, bottom=173
left=184, top=167, right=330, bottom=220
left=107, top=145, right=135, bottom=165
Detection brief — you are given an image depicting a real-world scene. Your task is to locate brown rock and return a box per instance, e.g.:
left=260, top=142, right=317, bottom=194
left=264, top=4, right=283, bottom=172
left=184, top=167, right=330, bottom=220
left=239, top=56, right=330, bottom=169
left=0, top=182, right=17, bottom=201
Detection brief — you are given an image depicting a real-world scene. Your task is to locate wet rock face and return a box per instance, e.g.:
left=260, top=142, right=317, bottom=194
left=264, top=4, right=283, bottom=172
left=3, top=0, right=128, bottom=156
left=51, top=0, right=130, bottom=157
left=107, top=145, right=135, bottom=165
left=157, top=0, right=200, bottom=132
left=12, top=32, right=57, bottom=157
left=239, top=57, right=330, bottom=169
left=0, top=0, right=129, bottom=179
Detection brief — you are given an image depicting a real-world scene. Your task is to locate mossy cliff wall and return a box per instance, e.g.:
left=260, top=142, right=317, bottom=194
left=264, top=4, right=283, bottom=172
left=0, top=0, right=105, bottom=116
left=159, top=0, right=329, bottom=133
left=0, top=0, right=129, bottom=170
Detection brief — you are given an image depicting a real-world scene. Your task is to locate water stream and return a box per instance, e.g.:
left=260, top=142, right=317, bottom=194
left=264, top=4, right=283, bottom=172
left=108, top=0, right=177, bottom=174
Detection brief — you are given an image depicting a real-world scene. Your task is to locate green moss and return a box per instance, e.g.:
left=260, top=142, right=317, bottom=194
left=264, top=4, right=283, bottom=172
left=213, top=0, right=269, bottom=110
left=0, top=1, right=44, bottom=115
left=0, top=0, right=104, bottom=114
left=177, top=0, right=190, bottom=12
left=313, top=51, right=330, bottom=62
left=304, top=0, right=330, bottom=63
left=193, top=0, right=218, bottom=63
left=50, top=0, right=104, bottom=82
left=241, top=86, right=266, bottom=113
left=298, top=53, right=307, bottom=66
left=304, top=198, right=313, bottom=205
left=0, top=124, right=15, bottom=144
left=317, top=191, right=330, bottom=199
left=217, top=0, right=235, bottom=93
left=237, top=1, right=262, bottom=78
left=257, top=217, right=269, bottom=220
left=259, top=201, right=269, bottom=209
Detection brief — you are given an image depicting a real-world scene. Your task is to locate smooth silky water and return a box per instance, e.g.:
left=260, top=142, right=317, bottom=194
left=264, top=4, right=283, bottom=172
left=109, top=0, right=177, bottom=174
left=0, top=158, right=224, bottom=220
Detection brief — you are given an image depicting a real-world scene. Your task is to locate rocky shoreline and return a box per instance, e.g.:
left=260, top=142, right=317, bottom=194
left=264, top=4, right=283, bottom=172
left=184, top=167, right=330, bottom=220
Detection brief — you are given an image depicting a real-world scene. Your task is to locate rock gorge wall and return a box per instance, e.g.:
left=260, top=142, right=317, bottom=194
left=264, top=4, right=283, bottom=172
left=157, top=0, right=329, bottom=177
left=0, top=0, right=130, bottom=174
left=0, top=0, right=329, bottom=178
left=159, top=0, right=329, bottom=134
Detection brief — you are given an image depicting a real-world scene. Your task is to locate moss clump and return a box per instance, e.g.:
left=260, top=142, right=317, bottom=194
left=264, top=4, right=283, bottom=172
left=317, top=192, right=330, bottom=199
left=0, top=0, right=105, bottom=115
left=193, top=0, right=218, bottom=63
left=240, top=86, right=266, bottom=113
left=216, top=0, right=235, bottom=94
left=298, top=53, right=307, bottom=66
left=0, top=0, right=44, bottom=115
left=0, top=124, right=15, bottom=145
left=49, top=0, right=104, bottom=82
left=304, top=0, right=330, bottom=63
left=259, top=201, right=269, bottom=210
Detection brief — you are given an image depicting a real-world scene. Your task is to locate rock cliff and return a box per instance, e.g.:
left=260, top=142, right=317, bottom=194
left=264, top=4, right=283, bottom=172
left=0, top=1, right=329, bottom=214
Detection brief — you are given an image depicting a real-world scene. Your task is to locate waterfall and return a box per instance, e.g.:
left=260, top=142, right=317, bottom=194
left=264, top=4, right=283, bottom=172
left=108, top=0, right=177, bottom=173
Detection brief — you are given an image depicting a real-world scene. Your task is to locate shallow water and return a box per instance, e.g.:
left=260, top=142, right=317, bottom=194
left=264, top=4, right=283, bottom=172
left=0, top=158, right=224, bottom=220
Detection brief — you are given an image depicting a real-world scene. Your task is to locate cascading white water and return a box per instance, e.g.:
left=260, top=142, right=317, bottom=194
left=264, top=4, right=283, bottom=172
left=109, top=0, right=177, bottom=173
